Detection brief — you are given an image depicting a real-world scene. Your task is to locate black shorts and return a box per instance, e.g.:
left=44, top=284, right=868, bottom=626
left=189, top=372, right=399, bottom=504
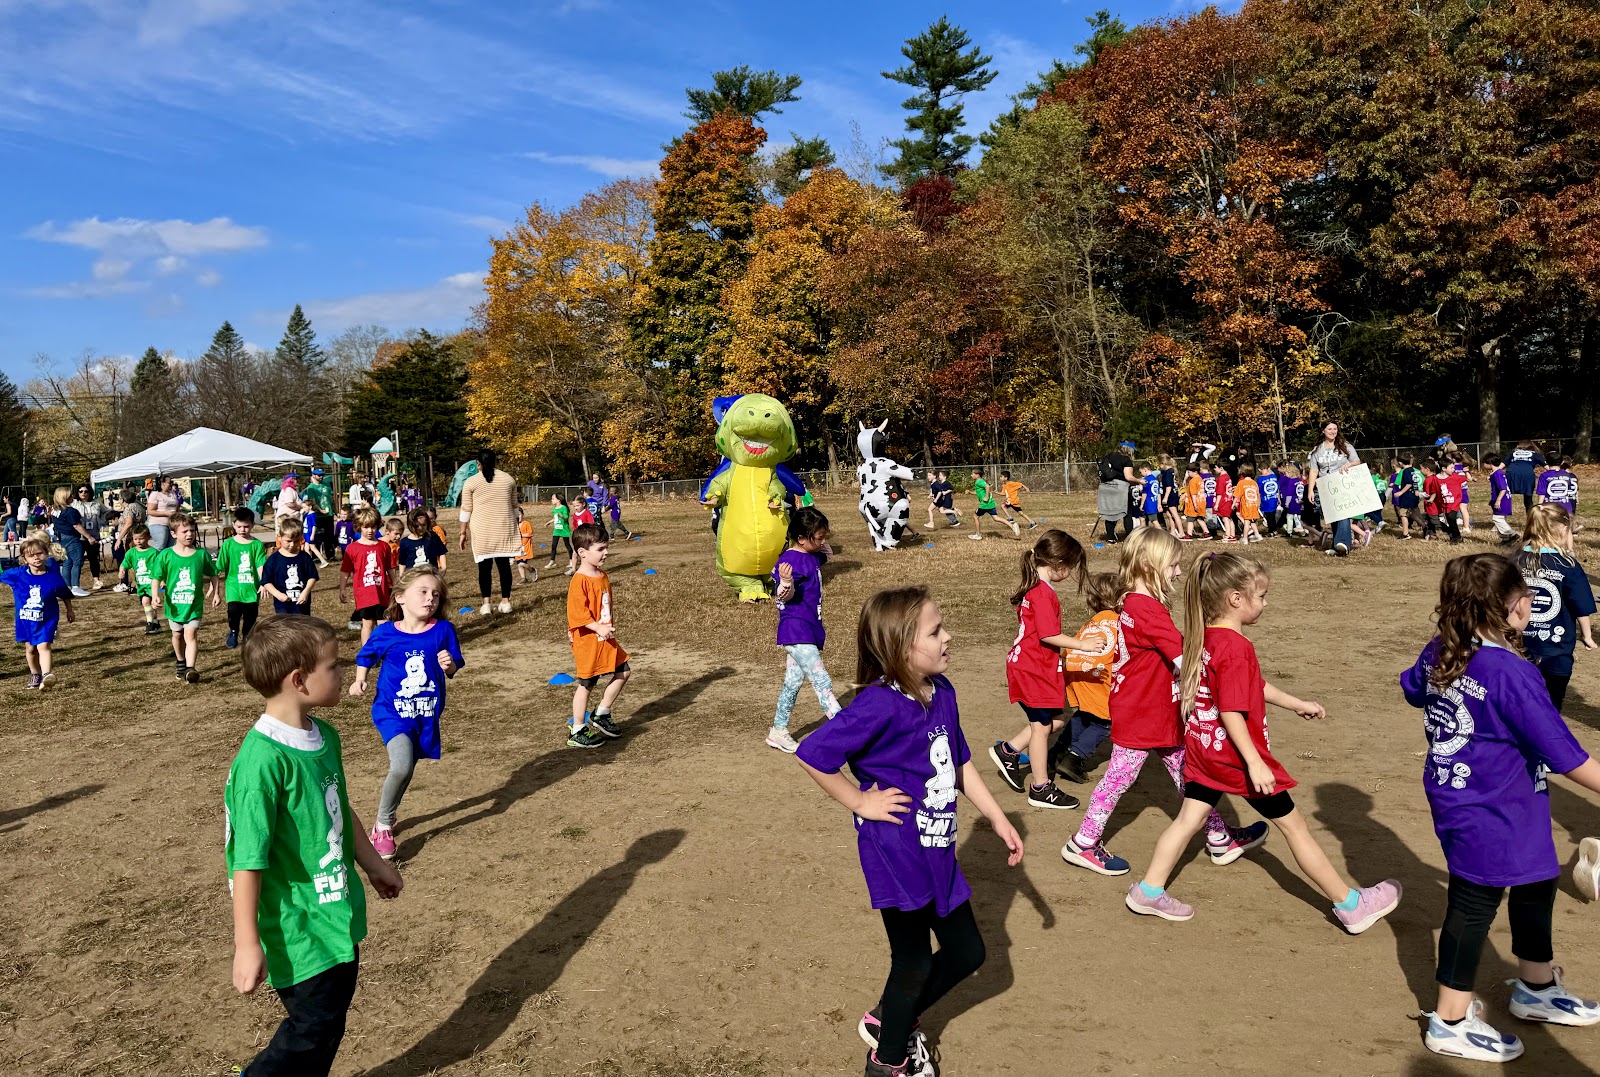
left=354, top=603, right=386, bottom=622
left=1183, top=780, right=1295, bottom=820
left=578, top=661, right=630, bottom=691
left=1019, top=704, right=1063, bottom=726
left=977, top=507, right=998, bottom=517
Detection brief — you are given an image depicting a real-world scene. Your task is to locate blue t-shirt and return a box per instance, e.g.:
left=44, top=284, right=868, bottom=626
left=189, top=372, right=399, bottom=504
left=303, top=508, right=322, bottom=543
left=1506, top=449, right=1545, bottom=495
left=1259, top=471, right=1280, bottom=512
left=1521, top=550, right=1597, bottom=676
left=261, top=550, right=320, bottom=611
left=52, top=505, right=82, bottom=543
left=3, top=562, right=71, bottom=644
left=397, top=534, right=449, bottom=571
left=1159, top=467, right=1178, bottom=507
left=1139, top=474, right=1161, bottom=514
left=773, top=548, right=825, bottom=648
left=356, top=619, right=464, bottom=758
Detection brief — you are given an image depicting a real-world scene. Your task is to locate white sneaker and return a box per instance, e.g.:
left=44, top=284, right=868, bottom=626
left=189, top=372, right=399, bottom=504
left=765, top=726, right=799, bottom=753
left=967, top=534, right=983, bottom=541
left=498, top=599, right=512, bottom=614
left=1576, top=837, right=1600, bottom=902
left=69, top=587, right=91, bottom=598
left=40, top=671, right=55, bottom=690
left=112, top=583, right=129, bottom=593
left=91, top=579, right=104, bottom=590
left=1507, top=967, right=1600, bottom=1026
left=1423, top=999, right=1523, bottom=1062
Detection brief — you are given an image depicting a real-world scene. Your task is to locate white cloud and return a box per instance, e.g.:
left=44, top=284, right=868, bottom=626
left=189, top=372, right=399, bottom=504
left=137, top=0, right=254, bottom=45
left=459, top=213, right=516, bottom=235
left=521, top=151, right=659, bottom=179
left=195, top=266, right=222, bottom=287
left=242, top=339, right=269, bottom=355
left=28, top=277, right=148, bottom=298
left=27, top=215, right=267, bottom=256
left=300, top=272, right=482, bottom=330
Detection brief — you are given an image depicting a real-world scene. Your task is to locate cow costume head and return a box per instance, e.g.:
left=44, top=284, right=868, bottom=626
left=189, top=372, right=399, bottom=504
left=856, top=420, right=914, bottom=551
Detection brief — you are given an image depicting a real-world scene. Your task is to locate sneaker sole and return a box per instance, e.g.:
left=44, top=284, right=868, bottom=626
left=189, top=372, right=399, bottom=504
left=857, top=1017, right=878, bottom=1050
left=1425, top=1033, right=1524, bottom=1063
left=987, top=745, right=1025, bottom=793
left=765, top=736, right=799, bottom=753
left=1027, top=795, right=1080, bottom=810
left=1125, top=892, right=1193, bottom=921
left=565, top=738, right=604, bottom=749
left=592, top=725, right=623, bottom=740
left=1340, top=884, right=1402, bottom=934
left=1576, top=837, right=1600, bottom=903
left=1061, top=845, right=1129, bottom=876
left=1208, top=828, right=1269, bottom=867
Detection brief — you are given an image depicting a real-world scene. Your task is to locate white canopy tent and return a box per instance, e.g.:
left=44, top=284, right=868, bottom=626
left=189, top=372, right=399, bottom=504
left=91, top=428, right=312, bottom=485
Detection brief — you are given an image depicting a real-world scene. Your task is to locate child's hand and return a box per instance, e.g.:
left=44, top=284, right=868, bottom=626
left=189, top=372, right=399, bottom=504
left=1247, top=760, right=1277, bottom=796
left=992, top=814, right=1025, bottom=866
left=366, top=860, right=404, bottom=899
left=232, top=943, right=267, bottom=994
left=438, top=649, right=456, bottom=675
left=338, top=592, right=347, bottom=605
left=1296, top=699, right=1327, bottom=720
left=349, top=678, right=365, bottom=696
left=1583, top=638, right=1597, bottom=651
left=854, top=782, right=911, bottom=823
left=768, top=499, right=783, bottom=510
left=778, top=562, right=794, bottom=583
left=211, top=592, right=221, bottom=608
left=595, top=623, right=615, bottom=641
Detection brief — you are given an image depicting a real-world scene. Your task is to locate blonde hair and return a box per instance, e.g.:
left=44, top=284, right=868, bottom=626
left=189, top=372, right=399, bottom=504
left=386, top=567, right=450, bottom=623
left=277, top=518, right=304, bottom=539
left=856, top=585, right=936, bottom=704
left=52, top=486, right=72, bottom=509
left=355, top=506, right=382, bottom=531
left=1179, top=551, right=1269, bottom=715
left=1118, top=527, right=1181, bottom=603
left=20, top=534, right=51, bottom=559
left=1518, top=503, right=1575, bottom=571
left=1158, top=453, right=1174, bottom=467
left=241, top=615, right=338, bottom=696
left=383, top=517, right=403, bottom=535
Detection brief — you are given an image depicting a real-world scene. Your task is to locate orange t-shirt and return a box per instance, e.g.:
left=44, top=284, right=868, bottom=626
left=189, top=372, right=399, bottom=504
left=518, top=519, right=535, bottom=561
left=1236, top=478, right=1261, bottom=521
left=1182, top=475, right=1206, bottom=518
left=1064, top=609, right=1118, bottom=718
left=1001, top=481, right=1025, bottom=506
left=567, top=570, right=628, bottom=678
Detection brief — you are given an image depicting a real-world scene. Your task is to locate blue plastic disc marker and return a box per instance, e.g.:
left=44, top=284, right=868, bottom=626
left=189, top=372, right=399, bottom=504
left=459, top=606, right=475, bottom=614
left=643, top=568, right=657, bottom=575
left=1094, top=543, right=1105, bottom=548
left=548, top=672, right=575, bottom=686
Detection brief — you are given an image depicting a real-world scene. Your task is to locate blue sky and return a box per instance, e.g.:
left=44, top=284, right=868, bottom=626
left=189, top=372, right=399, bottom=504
left=0, top=0, right=1209, bottom=383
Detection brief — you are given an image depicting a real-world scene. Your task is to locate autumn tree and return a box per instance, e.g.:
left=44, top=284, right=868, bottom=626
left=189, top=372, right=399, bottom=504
left=24, top=353, right=133, bottom=481
left=881, top=17, right=996, bottom=184
left=621, top=111, right=766, bottom=477
left=473, top=178, right=654, bottom=478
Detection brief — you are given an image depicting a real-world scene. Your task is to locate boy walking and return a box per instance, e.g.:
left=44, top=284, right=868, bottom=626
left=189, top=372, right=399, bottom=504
left=120, top=524, right=163, bottom=634
left=263, top=520, right=321, bottom=615
left=566, top=524, right=631, bottom=748
left=226, top=615, right=402, bottom=1077
left=214, top=507, right=268, bottom=648
left=151, top=512, right=217, bottom=682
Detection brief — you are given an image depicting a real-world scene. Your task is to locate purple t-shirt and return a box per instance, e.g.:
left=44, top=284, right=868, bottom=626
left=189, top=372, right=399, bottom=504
left=1490, top=468, right=1512, bottom=516
left=796, top=675, right=973, bottom=915
left=1401, top=640, right=1589, bottom=886
left=1283, top=477, right=1304, bottom=514
left=772, top=548, right=825, bottom=648
left=1537, top=468, right=1578, bottom=512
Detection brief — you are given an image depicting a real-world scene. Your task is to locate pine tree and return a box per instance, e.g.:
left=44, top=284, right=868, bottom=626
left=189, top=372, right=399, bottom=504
left=342, top=330, right=473, bottom=466
left=126, top=346, right=181, bottom=451
left=0, top=371, right=26, bottom=487
left=881, top=17, right=996, bottom=184
left=193, top=321, right=260, bottom=437
left=685, top=66, right=802, bottom=123
left=275, top=304, right=325, bottom=371
left=772, top=135, right=836, bottom=197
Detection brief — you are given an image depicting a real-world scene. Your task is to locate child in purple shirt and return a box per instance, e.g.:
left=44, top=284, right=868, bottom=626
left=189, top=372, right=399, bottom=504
left=1536, top=456, right=1579, bottom=517
left=797, top=586, right=1022, bottom=1077
left=1484, top=454, right=1516, bottom=543
left=1401, top=553, right=1600, bottom=1062
left=1281, top=464, right=1305, bottom=534
left=766, top=507, right=840, bottom=753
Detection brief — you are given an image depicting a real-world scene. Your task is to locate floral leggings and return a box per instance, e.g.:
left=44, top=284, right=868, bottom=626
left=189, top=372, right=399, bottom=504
left=1072, top=744, right=1228, bottom=848
left=772, top=644, right=841, bottom=729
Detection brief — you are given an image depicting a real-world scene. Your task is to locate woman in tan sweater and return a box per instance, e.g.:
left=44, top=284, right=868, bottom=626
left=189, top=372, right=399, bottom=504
left=458, top=450, right=524, bottom=613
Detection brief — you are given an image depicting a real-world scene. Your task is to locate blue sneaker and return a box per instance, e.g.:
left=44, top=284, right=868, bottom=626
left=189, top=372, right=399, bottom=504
left=1507, top=967, right=1600, bottom=1026
left=1061, top=837, right=1130, bottom=876
left=1423, top=999, right=1523, bottom=1063
left=1207, top=821, right=1269, bottom=865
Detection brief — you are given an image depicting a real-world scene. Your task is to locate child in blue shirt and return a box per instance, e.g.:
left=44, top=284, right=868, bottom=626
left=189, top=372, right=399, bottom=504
left=1138, top=466, right=1161, bottom=529
left=1, top=535, right=75, bottom=689
left=1258, top=464, right=1281, bottom=535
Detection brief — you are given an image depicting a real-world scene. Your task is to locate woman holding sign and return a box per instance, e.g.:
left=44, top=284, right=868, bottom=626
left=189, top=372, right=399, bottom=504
left=1306, top=422, right=1361, bottom=558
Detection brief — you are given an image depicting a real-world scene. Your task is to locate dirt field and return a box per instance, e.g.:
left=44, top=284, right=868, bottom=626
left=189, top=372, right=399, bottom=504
left=3, top=486, right=1600, bottom=1076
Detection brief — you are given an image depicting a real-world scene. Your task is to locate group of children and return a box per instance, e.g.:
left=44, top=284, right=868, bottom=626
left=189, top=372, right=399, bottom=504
left=921, top=468, right=1038, bottom=541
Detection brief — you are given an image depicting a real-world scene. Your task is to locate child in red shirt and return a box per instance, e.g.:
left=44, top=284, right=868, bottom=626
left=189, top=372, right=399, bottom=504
left=1214, top=468, right=1237, bottom=542
left=1061, top=529, right=1256, bottom=877
left=340, top=506, right=397, bottom=645
left=990, top=531, right=1091, bottom=809
left=1125, top=550, right=1402, bottom=931
left=1422, top=459, right=1463, bottom=544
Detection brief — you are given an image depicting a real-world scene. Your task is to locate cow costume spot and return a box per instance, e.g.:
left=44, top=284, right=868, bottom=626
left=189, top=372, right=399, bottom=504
left=857, top=420, right=912, bottom=551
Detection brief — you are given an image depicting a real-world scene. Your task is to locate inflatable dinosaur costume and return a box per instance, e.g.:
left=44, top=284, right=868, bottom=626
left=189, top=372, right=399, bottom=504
left=701, top=394, right=796, bottom=601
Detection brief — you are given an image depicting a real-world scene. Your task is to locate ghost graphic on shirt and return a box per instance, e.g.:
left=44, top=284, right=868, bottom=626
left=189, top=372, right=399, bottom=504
left=21, top=584, right=42, bottom=621
left=173, top=567, right=195, bottom=603
left=412, top=546, right=429, bottom=567
left=284, top=564, right=303, bottom=600
left=318, top=782, right=344, bottom=869
left=397, top=653, right=434, bottom=698
left=362, top=551, right=381, bottom=588
left=924, top=733, right=957, bottom=810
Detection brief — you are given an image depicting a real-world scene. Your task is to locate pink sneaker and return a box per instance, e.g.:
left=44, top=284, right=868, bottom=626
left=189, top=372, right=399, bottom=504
left=369, top=825, right=396, bottom=861
left=1207, top=821, right=1269, bottom=866
left=1335, top=879, right=1402, bottom=934
left=1125, top=884, right=1194, bottom=921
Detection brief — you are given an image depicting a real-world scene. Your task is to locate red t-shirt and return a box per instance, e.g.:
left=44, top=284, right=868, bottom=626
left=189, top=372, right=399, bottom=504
left=1423, top=474, right=1444, bottom=515
left=341, top=539, right=396, bottom=610
left=1109, top=592, right=1183, bottom=749
left=1441, top=472, right=1466, bottom=510
left=1183, top=626, right=1296, bottom=796
left=1214, top=471, right=1234, bottom=516
left=1006, top=581, right=1065, bottom=709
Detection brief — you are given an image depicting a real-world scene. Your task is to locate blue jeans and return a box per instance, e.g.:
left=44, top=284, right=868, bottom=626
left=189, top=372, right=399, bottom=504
left=60, top=537, right=84, bottom=589
left=1065, top=710, right=1111, bottom=760
left=772, top=644, right=840, bottom=729
left=1332, top=517, right=1352, bottom=550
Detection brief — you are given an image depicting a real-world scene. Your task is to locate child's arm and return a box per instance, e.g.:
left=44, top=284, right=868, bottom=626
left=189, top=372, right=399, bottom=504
left=774, top=561, right=795, bottom=602
left=61, top=595, right=74, bottom=623
left=1580, top=615, right=1596, bottom=650
left=1559, top=757, right=1600, bottom=798
left=956, top=760, right=1023, bottom=865
left=1217, top=710, right=1276, bottom=795
left=797, top=758, right=910, bottom=822
left=585, top=619, right=615, bottom=641
left=231, top=869, right=267, bottom=993
left=1045, top=631, right=1099, bottom=652
left=1264, top=681, right=1325, bottom=719
left=339, top=569, right=351, bottom=604
left=347, top=808, right=403, bottom=898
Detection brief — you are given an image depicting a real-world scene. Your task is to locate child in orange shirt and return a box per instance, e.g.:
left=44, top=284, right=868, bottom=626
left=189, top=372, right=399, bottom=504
left=1055, top=572, right=1121, bottom=783
left=1235, top=464, right=1263, bottom=544
left=1181, top=466, right=1209, bottom=541
left=999, top=470, right=1038, bottom=530
left=565, top=524, right=630, bottom=749
left=515, top=507, right=537, bottom=584
left=382, top=518, right=403, bottom=560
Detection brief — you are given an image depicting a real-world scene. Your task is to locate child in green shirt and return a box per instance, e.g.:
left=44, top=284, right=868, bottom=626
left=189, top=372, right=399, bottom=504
left=151, top=512, right=217, bottom=683
left=226, top=615, right=402, bottom=1075
left=547, top=493, right=575, bottom=574
left=119, top=524, right=162, bottom=635
left=969, top=469, right=1019, bottom=541
left=214, top=507, right=267, bottom=650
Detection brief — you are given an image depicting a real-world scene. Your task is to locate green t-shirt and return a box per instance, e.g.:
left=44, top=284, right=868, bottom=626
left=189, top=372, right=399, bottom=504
left=552, top=505, right=572, bottom=538
left=152, top=547, right=216, bottom=623
left=121, top=546, right=162, bottom=595
left=224, top=717, right=367, bottom=989
left=974, top=478, right=996, bottom=510
left=302, top=482, right=334, bottom=514
left=215, top=537, right=267, bottom=603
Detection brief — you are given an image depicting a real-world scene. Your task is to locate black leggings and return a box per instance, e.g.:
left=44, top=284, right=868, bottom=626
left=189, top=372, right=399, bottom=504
left=1535, top=661, right=1570, bottom=710
left=1436, top=874, right=1556, bottom=991
left=477, top=557, right=512, bottom=600
left=875, top=901, right=986, bottom=1067
left=552, top=535, right=575, bottom=560
left=227, top=600, right=259, bottom=639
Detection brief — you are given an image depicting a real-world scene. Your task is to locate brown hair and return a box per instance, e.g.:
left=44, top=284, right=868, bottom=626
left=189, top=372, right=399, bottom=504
left=406, top=508, right=431, bottom=537
left=169, top=512, right=195, bottom=536
left=572, top=523, right=607, bottom=551
left=1429, top=554, right=1529, bottom=689
left=241, top=615, right=339, bottom=696
left=130, top=523, right=151, bottom=540
left=355, top=506, right=382, bottom=531
left=1083, top=571, right=1122, bottom=614
left=386, top=566, right=450, bottom=622
left=1179, top=551, right=1269, bottom=715
left=856, top=585, right=935, bottom=703
left=1517, top=503, right=1575, bottom=572
left=1118, top=527, right=1181, bottom=603
left=276, top=517, right=304, bottom=539
left=1010, top=529, right=1087, bottom=607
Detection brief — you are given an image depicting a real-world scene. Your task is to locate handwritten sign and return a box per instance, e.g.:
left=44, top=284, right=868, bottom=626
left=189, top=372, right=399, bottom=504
left=1316, top=463, right=1382, bottom=523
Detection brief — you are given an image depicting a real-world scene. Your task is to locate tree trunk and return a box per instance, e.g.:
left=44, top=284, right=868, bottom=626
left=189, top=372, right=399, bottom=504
left=1476, top=334, right=1503, bottom=449
left=826, top=437, right=840, bottom=488
left=922, top=437, right=934, bottom=469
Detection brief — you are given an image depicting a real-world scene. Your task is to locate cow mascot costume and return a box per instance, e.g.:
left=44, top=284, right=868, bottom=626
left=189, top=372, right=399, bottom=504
left=856, top=420, right=913, bottom=551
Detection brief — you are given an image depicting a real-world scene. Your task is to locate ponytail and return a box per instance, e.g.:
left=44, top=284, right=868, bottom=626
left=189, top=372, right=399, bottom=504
left=1011, top=549, right=1042, bottom=608
left=476, top=449, right=498, bottom=484
left=1011, top=528, right=1087, bottom=607
left=1179, top=550, right=1269, bottom=716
